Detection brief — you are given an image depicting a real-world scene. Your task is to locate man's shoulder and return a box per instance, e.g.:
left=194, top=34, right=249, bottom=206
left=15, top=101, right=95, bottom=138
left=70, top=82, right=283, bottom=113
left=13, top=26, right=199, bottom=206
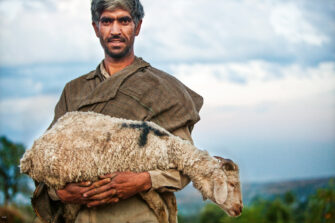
left=121, top=64, right=203, bottom=113
left=146, top=66, right=185, bottom=88
left=63, top=69, right=96, bottom=90
left=122, top=65, right=187, bottom=96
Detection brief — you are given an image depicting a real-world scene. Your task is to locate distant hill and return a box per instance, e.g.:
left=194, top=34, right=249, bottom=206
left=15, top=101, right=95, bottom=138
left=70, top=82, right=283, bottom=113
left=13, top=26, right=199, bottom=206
left=175, top=176, right=334, bottom=216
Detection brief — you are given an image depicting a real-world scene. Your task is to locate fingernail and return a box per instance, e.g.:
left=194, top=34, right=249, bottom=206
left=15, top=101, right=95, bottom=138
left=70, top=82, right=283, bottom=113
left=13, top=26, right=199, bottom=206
left=83, top=194, right=87, bottom=197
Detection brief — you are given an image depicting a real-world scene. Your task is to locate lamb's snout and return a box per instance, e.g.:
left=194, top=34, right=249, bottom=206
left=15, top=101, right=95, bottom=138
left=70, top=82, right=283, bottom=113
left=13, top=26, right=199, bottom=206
left=232, top=203, right=243, bottom=216
left=226, top=203, right=243, bottom=217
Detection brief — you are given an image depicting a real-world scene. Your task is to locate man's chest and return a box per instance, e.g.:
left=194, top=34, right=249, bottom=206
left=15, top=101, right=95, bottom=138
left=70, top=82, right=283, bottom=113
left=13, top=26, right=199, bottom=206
left=67, top=84, right=150, bottom=122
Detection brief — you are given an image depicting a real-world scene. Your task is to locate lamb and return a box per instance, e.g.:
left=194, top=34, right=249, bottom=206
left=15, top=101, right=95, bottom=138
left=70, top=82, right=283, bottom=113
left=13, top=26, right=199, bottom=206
left=20, top=111, right=243, bottom=222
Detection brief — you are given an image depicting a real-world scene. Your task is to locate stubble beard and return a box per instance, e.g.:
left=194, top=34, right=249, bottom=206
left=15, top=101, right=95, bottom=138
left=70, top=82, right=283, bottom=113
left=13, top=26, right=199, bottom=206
left=104, top=44, right=132, bottom=59
left=101, top=36, right=133, bottom=59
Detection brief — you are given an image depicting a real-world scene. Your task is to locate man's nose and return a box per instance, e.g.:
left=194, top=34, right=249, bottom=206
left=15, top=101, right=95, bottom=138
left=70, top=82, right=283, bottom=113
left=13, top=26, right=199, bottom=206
left=110, top=22, right=121, bottom=35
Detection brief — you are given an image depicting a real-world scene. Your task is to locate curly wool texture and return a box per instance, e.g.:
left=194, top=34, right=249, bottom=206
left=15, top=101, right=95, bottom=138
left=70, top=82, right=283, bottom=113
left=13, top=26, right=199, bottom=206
left=21, top=112, right=218, bottom=191
left=20, top=111, right=242, bottom=222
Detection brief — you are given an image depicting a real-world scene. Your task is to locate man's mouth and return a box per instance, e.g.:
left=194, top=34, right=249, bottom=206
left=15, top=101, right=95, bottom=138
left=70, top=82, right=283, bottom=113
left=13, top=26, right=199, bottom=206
left=107, top=36, right=126, bottom=43
left=108, top=39, right=123, bottom=42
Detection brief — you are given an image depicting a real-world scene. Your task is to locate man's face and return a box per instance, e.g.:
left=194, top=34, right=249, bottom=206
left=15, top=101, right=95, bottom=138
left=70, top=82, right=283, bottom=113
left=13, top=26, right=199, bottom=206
left=93, top=9, right=142, bottom=59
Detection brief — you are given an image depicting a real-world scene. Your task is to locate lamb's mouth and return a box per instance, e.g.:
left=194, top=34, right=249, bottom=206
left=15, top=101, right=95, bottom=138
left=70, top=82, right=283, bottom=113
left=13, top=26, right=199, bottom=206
left=227, top=208, right=242, bottom=217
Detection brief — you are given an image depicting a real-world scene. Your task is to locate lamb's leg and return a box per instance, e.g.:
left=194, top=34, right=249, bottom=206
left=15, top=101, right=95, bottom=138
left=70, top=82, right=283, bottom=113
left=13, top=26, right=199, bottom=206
left=63, top=204, right=81, bottom=223
left=139, top=191, right=169, bottom=223
left=160, top=192, right=177, bottom=223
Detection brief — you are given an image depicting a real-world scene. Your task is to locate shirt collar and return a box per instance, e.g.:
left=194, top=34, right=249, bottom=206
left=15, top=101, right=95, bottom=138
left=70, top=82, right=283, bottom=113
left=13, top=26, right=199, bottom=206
left=79, top=57, right=150, bottom=109
left=100, top=61, right=110, bottom=80
left=85, top=57, right=148, bottom=80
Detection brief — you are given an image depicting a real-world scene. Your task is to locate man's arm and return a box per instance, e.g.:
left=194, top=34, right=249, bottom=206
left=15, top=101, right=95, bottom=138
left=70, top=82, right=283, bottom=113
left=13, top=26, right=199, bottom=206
left=48, top=85, right=68, bottom=130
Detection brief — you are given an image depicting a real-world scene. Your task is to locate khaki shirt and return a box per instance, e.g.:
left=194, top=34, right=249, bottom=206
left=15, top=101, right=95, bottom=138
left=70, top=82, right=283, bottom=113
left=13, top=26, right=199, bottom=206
left=34, top=57, right=203, bottom=223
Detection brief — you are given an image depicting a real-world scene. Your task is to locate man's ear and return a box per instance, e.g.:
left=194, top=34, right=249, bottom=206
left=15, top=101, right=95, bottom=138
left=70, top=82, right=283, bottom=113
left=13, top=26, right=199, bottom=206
left=213, top=181, right=228, bottom=205
left=92, top=22, right=100, bottom=38
left=135, top=20, right=142, bottom=36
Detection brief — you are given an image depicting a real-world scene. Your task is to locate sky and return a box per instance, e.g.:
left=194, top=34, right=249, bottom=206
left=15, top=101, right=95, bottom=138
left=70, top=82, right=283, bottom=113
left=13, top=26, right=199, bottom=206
left=0, top=0, right=334, bottom=183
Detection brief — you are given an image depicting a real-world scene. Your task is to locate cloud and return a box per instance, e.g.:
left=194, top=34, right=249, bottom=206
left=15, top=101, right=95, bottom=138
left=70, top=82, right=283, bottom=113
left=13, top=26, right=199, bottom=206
left=0, top=0, right=334, bottom=66
left=0, top=63, right=98, bottom=99
left=0, top=0, right=102, bottom=66
left=0, top=95, right=58, bottom=146
left=169, top=61, right=335, bottom=144
left=138, top=0, right=334, bottom=64
left=270, top=2, right=329, bottom=46
left=171, top=61, right=335, bottom=107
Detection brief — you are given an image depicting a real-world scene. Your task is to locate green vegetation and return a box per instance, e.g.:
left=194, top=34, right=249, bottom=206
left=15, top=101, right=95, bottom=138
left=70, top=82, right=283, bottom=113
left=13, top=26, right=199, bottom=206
left=0, top=136, right=34, bottom=222
left=179, top=180, right=335, bottom=223
left=0, top=136, right=31, bottom=206
left=305, top=180, right=335, bottom=223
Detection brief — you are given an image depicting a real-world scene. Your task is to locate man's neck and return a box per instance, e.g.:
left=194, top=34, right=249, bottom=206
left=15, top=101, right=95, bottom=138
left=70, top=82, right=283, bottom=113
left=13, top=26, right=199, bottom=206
left=103, top=53, right=135, bottom=76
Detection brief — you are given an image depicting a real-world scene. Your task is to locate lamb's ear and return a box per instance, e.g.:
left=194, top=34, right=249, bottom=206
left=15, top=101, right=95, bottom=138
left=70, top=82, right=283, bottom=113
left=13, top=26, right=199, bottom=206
left=214, top=156, right=224, bottom=162
left=214, top=156, right=236, bottom=171
left=213, top=181, right=228, bottom=205
left=222, top=162, right=236, bottom=171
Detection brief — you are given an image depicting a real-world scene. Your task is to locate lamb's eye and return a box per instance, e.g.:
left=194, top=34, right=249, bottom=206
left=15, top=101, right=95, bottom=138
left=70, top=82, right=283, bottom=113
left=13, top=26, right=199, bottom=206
left=229, top=183, right=235, bottom=188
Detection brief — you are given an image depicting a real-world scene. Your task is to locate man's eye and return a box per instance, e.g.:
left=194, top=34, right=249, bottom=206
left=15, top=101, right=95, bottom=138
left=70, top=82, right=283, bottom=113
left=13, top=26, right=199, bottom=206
left=119, top=17, right=132, bottom=25
left=100, top=18, right=112, bottom=25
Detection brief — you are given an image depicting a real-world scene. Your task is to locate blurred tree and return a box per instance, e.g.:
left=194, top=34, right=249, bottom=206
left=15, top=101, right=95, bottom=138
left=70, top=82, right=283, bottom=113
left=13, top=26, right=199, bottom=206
left=0, top=136, right=30, bottom=206
left=264, top=198, right=293, bottom=223
left=219, top=202, right=265, bottom=223
left=179, top=181, right=335, bottom=223
left=283, top=191, right=295, bottom=205
left=199, top=203, right=226, bottom=223
left=0, top=206, right=25, bottom=223
left=292, top=198, right=307, bottom=223
left=305, top=180, right=335, bottom=223
left=178, top=214, right=200, bottom=223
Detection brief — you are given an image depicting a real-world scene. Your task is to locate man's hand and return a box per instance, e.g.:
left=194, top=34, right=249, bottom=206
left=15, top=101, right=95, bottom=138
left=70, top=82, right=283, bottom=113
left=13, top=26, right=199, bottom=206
left=56, top=178, right=112, bottom=204
left=83, top=172, right=152, bottom=208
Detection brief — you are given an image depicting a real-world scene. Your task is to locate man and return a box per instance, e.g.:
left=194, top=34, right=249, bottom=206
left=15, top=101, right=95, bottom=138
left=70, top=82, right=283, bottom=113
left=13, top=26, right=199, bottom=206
left=32, top=0, right=203, bottom=222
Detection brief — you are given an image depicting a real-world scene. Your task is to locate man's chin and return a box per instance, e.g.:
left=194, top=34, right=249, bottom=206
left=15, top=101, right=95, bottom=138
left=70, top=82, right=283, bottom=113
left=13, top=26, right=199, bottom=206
left=106, top=49, right=129, bottom=59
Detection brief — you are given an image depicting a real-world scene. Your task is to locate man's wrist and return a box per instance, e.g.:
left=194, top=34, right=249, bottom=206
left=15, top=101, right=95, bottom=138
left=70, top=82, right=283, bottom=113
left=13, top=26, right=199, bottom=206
left=55, top=189, right=68, bottom=203
left=141, top=172, right=152, bottom=192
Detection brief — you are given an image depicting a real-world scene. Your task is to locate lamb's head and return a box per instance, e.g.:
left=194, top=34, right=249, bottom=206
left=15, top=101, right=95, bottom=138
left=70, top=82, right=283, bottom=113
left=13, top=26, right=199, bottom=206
left=211, top=156, right=243, bottom=217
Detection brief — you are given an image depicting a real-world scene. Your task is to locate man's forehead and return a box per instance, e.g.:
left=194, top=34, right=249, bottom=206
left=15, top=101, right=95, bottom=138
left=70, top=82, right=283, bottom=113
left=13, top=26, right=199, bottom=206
left=100, top=8, right=132, bottom=18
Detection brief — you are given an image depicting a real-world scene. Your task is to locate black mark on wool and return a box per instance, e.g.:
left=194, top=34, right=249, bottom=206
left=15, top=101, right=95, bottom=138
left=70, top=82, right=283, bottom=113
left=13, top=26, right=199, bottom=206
left=121, top=122, right=168, bottom=147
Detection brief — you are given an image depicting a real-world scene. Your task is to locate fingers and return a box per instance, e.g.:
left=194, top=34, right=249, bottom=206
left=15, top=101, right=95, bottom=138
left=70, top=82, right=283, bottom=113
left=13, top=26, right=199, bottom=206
left=88, top=188, right=117, bottom=200
left=106, top=197, right=119, bottom=205
left=64, top=181, right=93, bottom=193
left=77, top=181, right=92, bottom=187
left=89, top=178, right=111, bottom=189
left=83, top=183, right=116, bottom=198
left=69, top=178, right=109, bottom=190
left=79, top=178, right=111, bottom=194
left=99, top=173, right=118, bottom=179
left=87, top=197, right=119, bottom=208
